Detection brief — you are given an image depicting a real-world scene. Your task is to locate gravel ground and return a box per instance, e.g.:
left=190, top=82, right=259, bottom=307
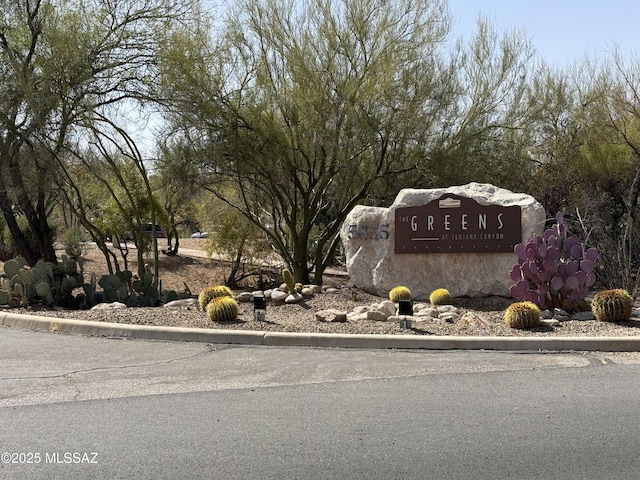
left=8, top=286, right=640, bottom=337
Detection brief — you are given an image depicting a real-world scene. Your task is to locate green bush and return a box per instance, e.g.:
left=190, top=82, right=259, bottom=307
left=60, top=227, right=86, bottom=260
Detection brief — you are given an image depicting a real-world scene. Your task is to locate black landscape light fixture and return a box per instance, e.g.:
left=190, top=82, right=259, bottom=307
left=398, top=299, right=413, bottom=329
left=253, top=293, right=267, bottom=322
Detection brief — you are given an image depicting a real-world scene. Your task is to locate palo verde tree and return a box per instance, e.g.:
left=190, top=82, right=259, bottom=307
left=160, top=0, right=457, bottom=284
left=0, top=0, right=193, bottom=266
left=421, top=18, right=541, bottom=190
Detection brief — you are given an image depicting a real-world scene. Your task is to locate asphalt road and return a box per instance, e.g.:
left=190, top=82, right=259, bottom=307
left=1, top=327, right=640, bottom=479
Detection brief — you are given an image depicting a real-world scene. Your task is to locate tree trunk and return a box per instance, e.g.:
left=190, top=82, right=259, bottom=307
left=0, top=189, right=40, bottom=265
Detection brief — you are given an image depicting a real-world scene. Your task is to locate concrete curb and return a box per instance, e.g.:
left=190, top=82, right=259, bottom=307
left=2, top=311, right=640, bottom=351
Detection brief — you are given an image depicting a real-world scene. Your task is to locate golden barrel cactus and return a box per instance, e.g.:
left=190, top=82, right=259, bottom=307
left=591, top=289, right=633, bottom=322
left=504, top=301, right=542, bottom=329
left=198, top=285, right=233, bottom=311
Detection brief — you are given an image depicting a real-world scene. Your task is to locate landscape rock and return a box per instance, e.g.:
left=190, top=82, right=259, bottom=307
left=436, top=305, right=459, bottom=313
left=91, top=301, right=127, bottom=310
left=553, top=308, right=571, bottom=321
left=438, top=312, right=459, bottom=323
left=377, top=300, right=397, bottom=317
left=347, top=312, right=369, bottom=322
left=456, top=312, right=490, bottom=328
left=366, top=310, right=389, bottom=321
left=414, top=311, right=438, bottom=322
left=270, top=290, right=288, bottom=304
left=301, top=287, right=315, bottom=298
left=541, top=318, right=560, bottom=327
left=163, top=298, right=198, bottom=310
left=285, top=293, right=305, bottom=304
left=353, top=305, right=371, bottom=314
left=572, top=311, right=596, bottom=321
left=340, top=182, right=545, bottom=298
left=416, top=307, right=439, bottom=317
left=315, top=309, right=347, bottom=322
left=235, top=292, right=254, bottom=303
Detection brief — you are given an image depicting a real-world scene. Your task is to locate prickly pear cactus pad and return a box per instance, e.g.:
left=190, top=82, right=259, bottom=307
left=509, top=212, right=598, bottom=312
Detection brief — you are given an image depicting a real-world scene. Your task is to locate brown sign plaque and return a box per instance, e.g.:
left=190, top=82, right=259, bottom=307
left=394, top=194, right=521, bottom=253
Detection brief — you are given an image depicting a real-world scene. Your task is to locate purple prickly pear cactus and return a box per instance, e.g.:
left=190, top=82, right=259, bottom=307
left=509, top=212, right=598, bottom=312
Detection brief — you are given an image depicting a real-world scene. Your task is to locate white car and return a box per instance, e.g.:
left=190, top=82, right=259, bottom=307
left=191, top=231, right=208, bottom=238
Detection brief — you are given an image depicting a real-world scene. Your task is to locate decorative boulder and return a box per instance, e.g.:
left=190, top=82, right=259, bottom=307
left=340, top=183, right=545, bottom=299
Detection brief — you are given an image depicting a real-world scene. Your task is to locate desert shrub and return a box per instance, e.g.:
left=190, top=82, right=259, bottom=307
left=60, top=227, right=86, bottom=260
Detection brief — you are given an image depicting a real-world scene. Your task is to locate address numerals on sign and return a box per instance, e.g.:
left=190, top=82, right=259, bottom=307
left=347, top=223, right=390, bottom=240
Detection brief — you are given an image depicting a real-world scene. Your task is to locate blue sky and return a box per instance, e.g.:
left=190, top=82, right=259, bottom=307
left=447, top=0, right=640, bottom=66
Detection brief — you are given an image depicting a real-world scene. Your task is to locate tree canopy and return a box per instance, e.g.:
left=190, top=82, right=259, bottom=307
left=3, top=0, right=640, bottom=295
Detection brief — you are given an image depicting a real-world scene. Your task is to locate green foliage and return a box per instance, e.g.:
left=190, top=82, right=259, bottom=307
left=591, top=289, right=634, bottom=322
left=158, top=0, right=463, bottom=284
left=202, top=199, right=274, bottom=287
left=97, top=271, right=131, bottom=303
left=198, top=285, right=233, bottom=311
left=429, top=288, right=451, bottom=305
left=0, top=0, right=187, bottom=266
left=60, top=227, right=86, bottom=260
left=504, top=302, right=542, bottom=329
left=389, top=286, right=412, bottom=303
left=205, top=296, right=239, bottom=322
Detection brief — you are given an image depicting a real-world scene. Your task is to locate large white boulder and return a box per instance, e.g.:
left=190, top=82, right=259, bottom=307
left=340, top=183, right=545, bottom=299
